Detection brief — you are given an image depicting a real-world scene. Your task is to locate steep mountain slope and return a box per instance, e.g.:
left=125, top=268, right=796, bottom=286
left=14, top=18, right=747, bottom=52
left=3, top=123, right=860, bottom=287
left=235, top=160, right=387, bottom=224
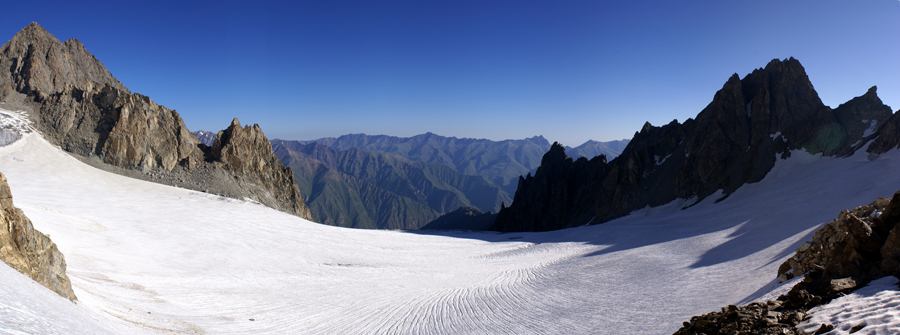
left=0, top=23, right=311, bottom=219
left=5, top=110, right=900, bottom=333
left=493, top=58, right=897, bottom=232
left=272, top=140, right=511, bottom=229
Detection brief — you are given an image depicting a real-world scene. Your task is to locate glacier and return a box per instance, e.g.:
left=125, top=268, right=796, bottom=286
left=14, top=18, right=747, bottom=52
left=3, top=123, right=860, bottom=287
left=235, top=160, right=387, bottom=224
left=1, top=108, right=900, bottom=333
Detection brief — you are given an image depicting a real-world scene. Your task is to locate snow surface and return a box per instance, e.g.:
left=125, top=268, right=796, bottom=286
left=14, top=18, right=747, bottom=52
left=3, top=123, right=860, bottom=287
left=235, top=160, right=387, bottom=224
left=799, top=276, right=900, bottom=335
left=655, top=154, right=671, bottom=165
left=2, top=107, right=900, bottom=334
left=863, top=119, right=879, bottom=138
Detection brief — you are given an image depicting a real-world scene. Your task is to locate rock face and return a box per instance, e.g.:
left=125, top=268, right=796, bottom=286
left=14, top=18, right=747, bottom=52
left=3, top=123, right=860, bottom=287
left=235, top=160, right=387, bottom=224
left=0, top=171, right=75, bottom=300
left=0, top=23, right=312, bottom=220
left=493, top=58, right=896, bottom=232
left=779, top=191, right=900, bottom=283
left=212, top=119, right=311, bottom=217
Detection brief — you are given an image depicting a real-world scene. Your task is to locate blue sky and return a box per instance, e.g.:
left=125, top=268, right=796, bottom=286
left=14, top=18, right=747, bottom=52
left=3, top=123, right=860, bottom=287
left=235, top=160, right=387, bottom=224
left=3, top=0, right=899, bottom=146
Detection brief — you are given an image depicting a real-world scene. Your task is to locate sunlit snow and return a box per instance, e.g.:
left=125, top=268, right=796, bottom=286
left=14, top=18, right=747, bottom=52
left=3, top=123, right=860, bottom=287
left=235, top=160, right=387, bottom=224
left=800, top=276, right=900, bottom=335
left=2, top=108, right=900, bottom=334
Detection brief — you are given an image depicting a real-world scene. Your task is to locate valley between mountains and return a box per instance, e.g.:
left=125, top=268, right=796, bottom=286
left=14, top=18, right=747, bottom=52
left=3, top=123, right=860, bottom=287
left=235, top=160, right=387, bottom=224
left=2, top=22, right=900, bottom=335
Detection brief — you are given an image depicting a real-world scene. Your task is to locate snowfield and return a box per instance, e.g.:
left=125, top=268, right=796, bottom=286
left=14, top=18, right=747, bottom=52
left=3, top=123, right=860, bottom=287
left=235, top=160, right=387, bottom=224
left=1, top=108, right=900, bottom=334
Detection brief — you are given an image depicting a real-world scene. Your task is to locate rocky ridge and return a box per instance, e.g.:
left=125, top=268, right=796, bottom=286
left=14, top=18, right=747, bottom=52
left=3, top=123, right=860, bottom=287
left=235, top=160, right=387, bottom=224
left=675, top=191, right=900, bottom=334
left=0, top=171, right=75, bottom=300
left=493, top=58, right=897, bottom=232
left=0, top=23, right=311, bottom=219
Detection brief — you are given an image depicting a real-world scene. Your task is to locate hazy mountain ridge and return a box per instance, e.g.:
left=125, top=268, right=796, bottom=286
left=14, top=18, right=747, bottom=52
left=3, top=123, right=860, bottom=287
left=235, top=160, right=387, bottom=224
left=0, top=23, right=312, bottom=219
left=302, top=132, right=628, bottom=195
left=493, top=58, right=898, bottom=232
left=566, top=139, right=630, bottom=160
left=193, top=130, right=215, bottom=146
left=272, top=139, right=511, bottom=229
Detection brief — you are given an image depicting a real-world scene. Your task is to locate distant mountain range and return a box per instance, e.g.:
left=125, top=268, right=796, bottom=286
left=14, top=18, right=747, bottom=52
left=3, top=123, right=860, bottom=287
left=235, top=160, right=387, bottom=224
left=271, top=140, right=511, bottom=229
left=192, top=130, right=628, bottom=229
left=290, top=133, right=629, bottom=195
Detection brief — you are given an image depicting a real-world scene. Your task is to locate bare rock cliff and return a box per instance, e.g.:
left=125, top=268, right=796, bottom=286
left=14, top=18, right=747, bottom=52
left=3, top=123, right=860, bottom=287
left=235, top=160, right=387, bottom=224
left=0, top=23, right=312, bottom=220
left=212, top=119, right=312, bottom=218
left=0, top=171, right=75, bottom=300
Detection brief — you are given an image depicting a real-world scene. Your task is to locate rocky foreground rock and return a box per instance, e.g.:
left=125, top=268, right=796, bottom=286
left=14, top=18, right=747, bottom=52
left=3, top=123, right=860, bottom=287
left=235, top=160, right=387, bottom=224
left=674, top=191, right=900, bottom=334
left=0, top=171, right=75, bottom=300
left=0, top=23, right=311, bottom=220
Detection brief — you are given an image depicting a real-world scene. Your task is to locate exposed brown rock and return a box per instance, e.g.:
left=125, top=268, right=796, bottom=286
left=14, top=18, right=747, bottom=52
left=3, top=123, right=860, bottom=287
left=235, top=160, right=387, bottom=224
left=0, top=23, right=312, bottom=220
left=0, top=171, right=75, bottom=300
left=777, top=196, right=895, bottom=282
left=212, top=119, right=311, bottom=217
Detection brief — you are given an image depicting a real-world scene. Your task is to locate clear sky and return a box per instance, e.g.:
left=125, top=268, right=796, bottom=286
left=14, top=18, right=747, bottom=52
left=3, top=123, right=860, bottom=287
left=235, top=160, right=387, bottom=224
left=2, top=1, right=898, bottom=146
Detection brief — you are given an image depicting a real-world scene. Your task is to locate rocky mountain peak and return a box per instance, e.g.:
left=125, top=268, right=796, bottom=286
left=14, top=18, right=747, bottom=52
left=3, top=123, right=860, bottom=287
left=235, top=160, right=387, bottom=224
left=493, top=57, right=895, bottom=232
left=212, top=118, right=274, bottom=174
left=209, top=119, right=312, bottom=218
left=541, top=142, right=570, bottom=166
left=2, top=22, right=128, bottom=99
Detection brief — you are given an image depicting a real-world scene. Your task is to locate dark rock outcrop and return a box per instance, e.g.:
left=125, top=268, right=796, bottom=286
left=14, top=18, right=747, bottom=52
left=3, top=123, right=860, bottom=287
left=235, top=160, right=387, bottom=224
left=491, top=143, right=609, bottom=231
left=0, top=23, right=312, bottom=219
left=493, top=58, right=895, bottom=232
left=780, top=191, right=900, bottom=283
left=0, top=171, right=76, bottom=300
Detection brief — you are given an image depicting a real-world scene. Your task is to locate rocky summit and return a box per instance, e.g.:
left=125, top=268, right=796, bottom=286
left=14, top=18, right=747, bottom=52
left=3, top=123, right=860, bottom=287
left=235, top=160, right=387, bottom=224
left=0, top=23, right=311, bottom=220
left=0, top=171, right=75, bottom=300
left=493, top=58, right=897, bottom=232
